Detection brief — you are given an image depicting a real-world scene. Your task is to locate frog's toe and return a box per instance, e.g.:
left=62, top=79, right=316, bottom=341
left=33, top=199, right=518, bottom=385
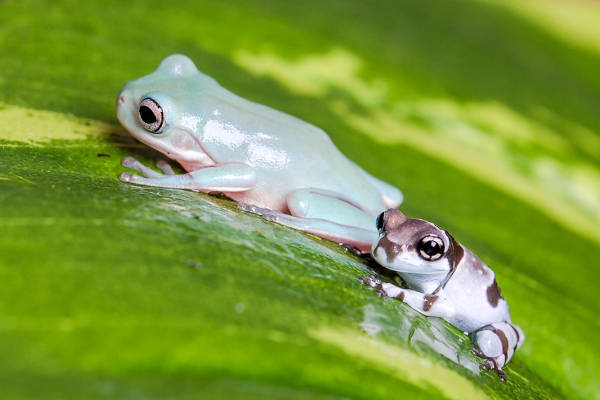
left=238, top=202, right=270, bottom=216
left=119, top=172, right=134, bottom=182
left=247, top=207, right=284, bottom=222
left=358, top=276, right=370, bottom=285
left=478, top=357, right=507, bottom=381
left=119, top=172, right=149, bottom=185
left=496, top=368, right=507, bottom=382
left=480, top=358, right=495, bottom=371
left=482, top=361, right=506, bottom=381
left=359, top=275, right=382, bottom=289
left=156, top=159, right=175, bottom=175
left=341, top=243, right=365, bottom=256
left=262, top=212, right=280, bottom=222
left=121, top=156, right=138, bottom=168
left=122, top=156, right=164, bottom=178
left=238, top=203, right=281, bottom=222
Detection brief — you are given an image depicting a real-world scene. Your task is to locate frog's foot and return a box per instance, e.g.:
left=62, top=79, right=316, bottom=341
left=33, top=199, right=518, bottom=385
left=121, top=156, right=165, bottom=178
left=121, top=156, right=176, bottom=178
left=476, top=356, right=506, bottom=382
left=238, top=203, right=288, bottom=224
left=238, top=203, right=273, bottom=217
left=341, top=243, right=365, bottom=256
left=359, top=276, right=389, bottom=297
left=359, top=276, right=383, bottom=289
left=472, top=322, right=524, bottom=381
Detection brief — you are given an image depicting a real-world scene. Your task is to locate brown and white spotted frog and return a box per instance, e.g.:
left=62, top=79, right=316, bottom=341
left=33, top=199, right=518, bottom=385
left=361, top=209, right=524, bottom=380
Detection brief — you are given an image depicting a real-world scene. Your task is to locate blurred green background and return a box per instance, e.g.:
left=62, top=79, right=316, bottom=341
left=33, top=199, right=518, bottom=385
left=1, top=0, right=599, bottom=398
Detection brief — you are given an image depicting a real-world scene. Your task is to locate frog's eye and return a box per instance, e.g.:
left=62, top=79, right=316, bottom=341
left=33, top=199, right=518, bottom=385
left=138, top=98, right=164, bottom=133
left=417, top=235, right=445, bottom=261
left=376, top=212, right=385, bottom=233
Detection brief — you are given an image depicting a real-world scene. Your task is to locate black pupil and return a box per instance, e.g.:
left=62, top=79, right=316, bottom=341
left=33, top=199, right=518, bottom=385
left=139, top=105, right=157, bottom=124
left=420, top=240, right=442, bottom=257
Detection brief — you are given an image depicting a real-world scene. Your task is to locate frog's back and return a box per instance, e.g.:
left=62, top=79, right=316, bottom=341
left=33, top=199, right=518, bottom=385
left=444, top=249, right=512, bottom=331
left=199, top=84, right=386, bottom=212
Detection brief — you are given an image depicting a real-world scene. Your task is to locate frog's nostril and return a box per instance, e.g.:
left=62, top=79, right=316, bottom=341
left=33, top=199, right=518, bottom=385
left=118, top=96, right=125, bottom=104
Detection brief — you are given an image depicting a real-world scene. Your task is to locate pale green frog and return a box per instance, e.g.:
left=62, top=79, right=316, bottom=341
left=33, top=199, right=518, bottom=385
left=117, top=54, right=402, bottom=252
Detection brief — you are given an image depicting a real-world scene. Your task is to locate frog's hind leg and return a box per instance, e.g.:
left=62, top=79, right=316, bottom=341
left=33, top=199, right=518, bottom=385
left=244, top=208, right=377, bottom=252
left=241, top=188, right=379, bottom=252
left=353, top=163, right=403, bottom=208
left=472, top=322, right=524, bottom=381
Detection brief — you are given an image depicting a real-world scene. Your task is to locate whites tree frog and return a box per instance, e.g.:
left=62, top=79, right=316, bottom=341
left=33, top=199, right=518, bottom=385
left=117, top=54, right=402, bottom=252
left=362, top=209, right=524, bottom=380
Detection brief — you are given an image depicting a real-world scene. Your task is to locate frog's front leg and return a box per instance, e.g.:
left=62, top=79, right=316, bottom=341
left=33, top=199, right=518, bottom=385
left=472, top=322, right=524, bottom=381
left=120, top=161, right=256, bottom=192
left=360, top=276, right=455, bottom=318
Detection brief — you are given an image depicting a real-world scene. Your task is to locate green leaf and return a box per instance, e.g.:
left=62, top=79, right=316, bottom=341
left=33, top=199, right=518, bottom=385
left=1, top=0, right=599, bottom=399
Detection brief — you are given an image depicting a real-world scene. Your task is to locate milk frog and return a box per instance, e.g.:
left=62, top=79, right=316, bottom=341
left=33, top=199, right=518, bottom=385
left=117, top=54, right=402, bottom=252
left=362, top=209, right=524, bottom=380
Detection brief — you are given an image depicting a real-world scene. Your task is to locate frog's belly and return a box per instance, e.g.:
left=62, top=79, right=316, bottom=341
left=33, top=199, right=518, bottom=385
left=227, top=185, right=289, bottom=212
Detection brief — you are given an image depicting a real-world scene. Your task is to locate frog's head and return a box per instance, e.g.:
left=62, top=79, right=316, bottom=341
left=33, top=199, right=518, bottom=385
left=372, top=209, right=463, bottom=278
left=116, top=54, right=216, bottom=165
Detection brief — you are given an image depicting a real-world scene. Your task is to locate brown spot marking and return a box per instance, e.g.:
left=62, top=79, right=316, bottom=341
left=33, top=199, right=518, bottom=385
left=447, top=232, right=464, bottom=270
left=470, top=257, right=489, bottom=275
left=383, top=218, right=433, bottom=253
left=436, top=231, right=464, bottom=290
left=495, top=328, right=510, bottom=359
left=509, top=324, right=521, bottom=349
left=423, top=294, right=438, bottom=311
left=376, top=235, right=401, bottom=264
left=487, top=280, right=504, bottom=307
left=395, top=292, right=405, bottom=302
